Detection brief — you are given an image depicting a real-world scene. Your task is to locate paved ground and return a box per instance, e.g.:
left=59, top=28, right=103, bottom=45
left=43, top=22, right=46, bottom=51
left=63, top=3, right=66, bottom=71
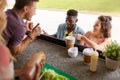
left=32, top=9, right=120, bottom=43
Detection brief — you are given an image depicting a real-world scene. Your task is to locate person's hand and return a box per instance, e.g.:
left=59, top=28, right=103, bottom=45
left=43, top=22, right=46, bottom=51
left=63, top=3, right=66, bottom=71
left=74, top=34, right=82, bottom=40
left=19, top=62, right=44, bottom=80
left=25, top=21, right=33, bottom=31
left=42, top=29, right=49, bottom=35
left=33, top=63, right=44, bottom=80
left=29, top=23, right=41, bottom=40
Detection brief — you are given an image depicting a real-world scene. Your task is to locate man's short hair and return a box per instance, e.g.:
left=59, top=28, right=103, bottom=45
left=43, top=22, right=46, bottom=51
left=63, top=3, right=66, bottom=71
left=14, top=0, right=39, bottom=10
left=67, top=9, right=78, bottom=16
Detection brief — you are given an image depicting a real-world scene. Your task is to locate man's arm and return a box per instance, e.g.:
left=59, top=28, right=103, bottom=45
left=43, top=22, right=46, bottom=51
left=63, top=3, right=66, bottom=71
left=9, top=36, right=33, bottom=55
left=9, top=24, right=41, bottom=55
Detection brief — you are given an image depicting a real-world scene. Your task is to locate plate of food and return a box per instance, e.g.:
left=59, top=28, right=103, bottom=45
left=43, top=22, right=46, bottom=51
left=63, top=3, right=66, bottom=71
left=39, top=63, right=79, bottom=80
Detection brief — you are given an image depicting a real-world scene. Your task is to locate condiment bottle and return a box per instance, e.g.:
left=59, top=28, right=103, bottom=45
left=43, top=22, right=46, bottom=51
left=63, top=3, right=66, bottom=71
left=90, top=50, right=99, bottom=72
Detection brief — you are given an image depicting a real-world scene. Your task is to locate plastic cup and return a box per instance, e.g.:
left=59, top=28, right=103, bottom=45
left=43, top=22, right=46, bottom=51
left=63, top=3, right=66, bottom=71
left=83, top=48, right=93, bottom=65
left=68, top=47, right=78, bottom=58
left=65, top=36, right=75, bottom=49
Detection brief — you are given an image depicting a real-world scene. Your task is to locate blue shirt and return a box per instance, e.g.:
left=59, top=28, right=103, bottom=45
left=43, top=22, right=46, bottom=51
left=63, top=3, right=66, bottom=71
left=56, top=23, right=85, bottom=44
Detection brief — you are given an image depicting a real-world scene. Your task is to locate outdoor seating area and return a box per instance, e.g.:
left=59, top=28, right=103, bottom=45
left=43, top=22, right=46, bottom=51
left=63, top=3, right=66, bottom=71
left=0, top=0, right=120, bottom=80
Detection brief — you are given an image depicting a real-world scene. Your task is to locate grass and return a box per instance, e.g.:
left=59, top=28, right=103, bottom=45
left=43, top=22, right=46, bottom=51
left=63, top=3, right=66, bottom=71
left=37, top=0, right=120, bottom=14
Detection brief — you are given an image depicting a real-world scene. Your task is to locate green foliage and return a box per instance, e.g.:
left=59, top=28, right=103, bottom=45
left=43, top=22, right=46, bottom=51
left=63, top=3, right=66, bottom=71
left=40, top=69, right=69, bottom=80
left=37, top=0, right=120, bottom=14
left=103, top=41, right=120, bottom=60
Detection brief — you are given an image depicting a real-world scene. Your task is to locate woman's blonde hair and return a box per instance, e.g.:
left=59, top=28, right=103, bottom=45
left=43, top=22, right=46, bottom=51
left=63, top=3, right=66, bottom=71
left=0, top=13, right=7, bottom=43
left=0, top=0, right=7, bottom=11
left=0, top=0, right=15, bottom=60
left=0, top=0, right=7, bottom=43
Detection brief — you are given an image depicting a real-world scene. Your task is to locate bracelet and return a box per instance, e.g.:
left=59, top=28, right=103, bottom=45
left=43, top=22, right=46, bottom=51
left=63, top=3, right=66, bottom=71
left=26, top=31, right=31, bottom=35
left=27, top=34, right=34, bottom=40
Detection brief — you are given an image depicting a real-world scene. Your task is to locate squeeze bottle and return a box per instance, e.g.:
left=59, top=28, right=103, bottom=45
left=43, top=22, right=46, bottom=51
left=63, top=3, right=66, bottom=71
left=90, top=50, right=99, bottom=72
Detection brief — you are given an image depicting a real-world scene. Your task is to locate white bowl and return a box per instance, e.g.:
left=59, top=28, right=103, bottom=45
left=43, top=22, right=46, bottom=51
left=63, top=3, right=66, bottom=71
left=68, top=47, right=78, bottom=58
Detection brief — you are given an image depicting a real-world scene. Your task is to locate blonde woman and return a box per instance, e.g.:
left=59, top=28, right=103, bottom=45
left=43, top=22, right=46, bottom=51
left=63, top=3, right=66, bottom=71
left=75, top=15, right=112, bottom=51
left=0, top=10, right=15, bottom=80
left=0, top=0, right=15, bottom=79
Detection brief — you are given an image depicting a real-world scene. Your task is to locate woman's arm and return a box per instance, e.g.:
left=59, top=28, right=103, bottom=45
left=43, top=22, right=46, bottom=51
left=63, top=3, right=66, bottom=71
left=75, top=31, right=91, bottom=45
left=81, top=36, right=112, bottom=51
left=80, top=31, right=91, bottom=45
left=75, top=31, right=112, bottom=51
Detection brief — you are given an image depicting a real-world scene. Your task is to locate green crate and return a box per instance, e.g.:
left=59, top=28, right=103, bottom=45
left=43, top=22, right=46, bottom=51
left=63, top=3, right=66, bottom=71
left=41, top=63, right=79, bottom=80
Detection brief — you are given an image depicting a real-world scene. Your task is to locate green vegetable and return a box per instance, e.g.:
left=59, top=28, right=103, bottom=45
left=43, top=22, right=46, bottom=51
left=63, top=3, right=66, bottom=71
left=39, top=69, right=70, bottom=80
